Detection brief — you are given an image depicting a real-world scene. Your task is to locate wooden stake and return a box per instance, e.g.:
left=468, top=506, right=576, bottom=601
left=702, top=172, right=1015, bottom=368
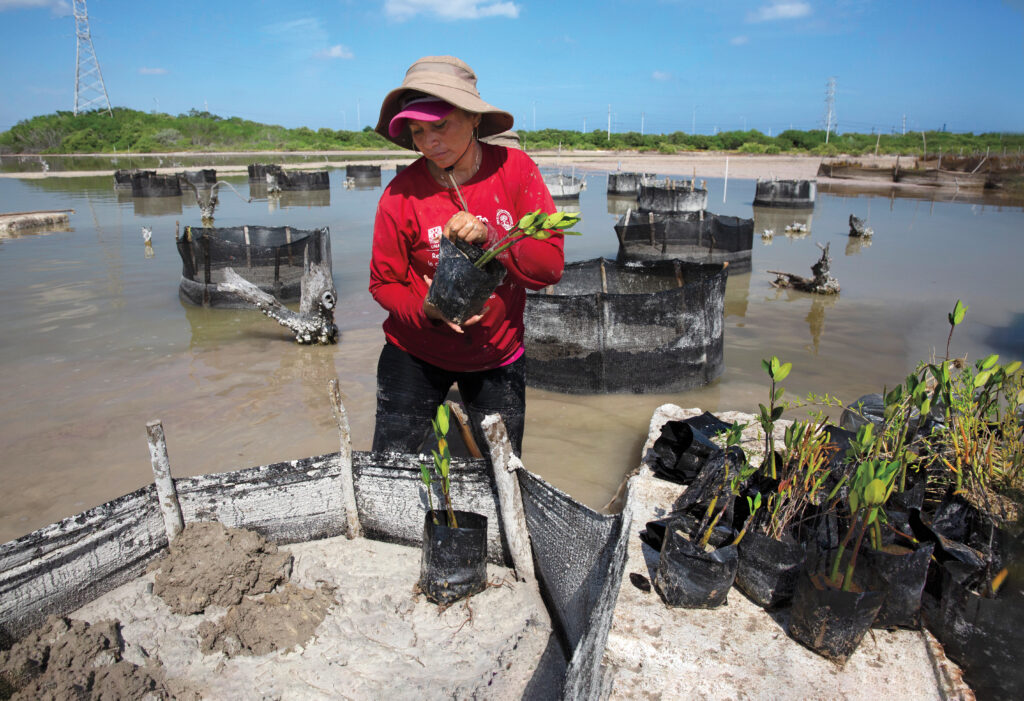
left=329, top=379, right=363, bottom=538
left=146, top=420, right=184, bottom=542
left=481, top=414, right=535, bottom=583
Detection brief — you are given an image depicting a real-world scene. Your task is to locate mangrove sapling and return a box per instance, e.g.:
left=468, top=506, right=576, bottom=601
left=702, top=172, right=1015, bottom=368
left=473, top=210, right=582, bottom=269
left=419, top=404, right=458, bottom=528
left=828, top=457, right=901, bottom=591
left=759, top=418, right=836, bottom=542
left=732, top=492, right=762, bottom=546
left=758, top=356, right=792, bottom=479
left=698, top=460, right=757, bottom=549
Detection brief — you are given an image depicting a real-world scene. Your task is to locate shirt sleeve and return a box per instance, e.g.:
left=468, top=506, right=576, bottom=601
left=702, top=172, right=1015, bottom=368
left=368, top=200, right=433, bottom=329
left=499, top=153, right=566, bottom=290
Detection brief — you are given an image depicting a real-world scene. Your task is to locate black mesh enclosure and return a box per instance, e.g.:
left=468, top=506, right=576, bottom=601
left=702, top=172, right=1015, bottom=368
left=525, top=258, right=727, bottom=394
left=247, top=163, right=283, bottom=180
left=130, top=172, right=181, bottom=197
left=113, top=169, right=154, bottom=190
left=607, top=172, right=654, bottom=195
left=752, top=178, right=816, bottom=208
left=279, top=170, right=330, bottom=191
left=637, top=181, right=708, bottom=212
left=177, top=169, right=217, bottom=186
left=518, top=470, right=630, bottom=700
left=176, top=225, right=332, bottom=308
left=614, top=209, right=753, bottom=271
left=346, top=164, right=381, bottom=179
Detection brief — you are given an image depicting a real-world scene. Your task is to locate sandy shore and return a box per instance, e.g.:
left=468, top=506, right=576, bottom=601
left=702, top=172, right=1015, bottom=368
left=0, top=150, right=905, bottom=182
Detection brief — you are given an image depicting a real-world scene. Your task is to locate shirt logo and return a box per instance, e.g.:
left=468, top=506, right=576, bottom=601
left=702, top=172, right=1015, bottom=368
left=496, top=209, right=514, bottom=231
left=427, top=226, right=443, bottom=247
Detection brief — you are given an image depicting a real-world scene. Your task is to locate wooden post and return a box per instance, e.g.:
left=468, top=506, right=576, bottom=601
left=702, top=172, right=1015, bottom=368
left=723, top=156, right=729, bottom=203
left=329, top=379, right=363, bottom=539
left=146, top=420, right=184, bottom=542
left=481, top=414, right=535, bottom=583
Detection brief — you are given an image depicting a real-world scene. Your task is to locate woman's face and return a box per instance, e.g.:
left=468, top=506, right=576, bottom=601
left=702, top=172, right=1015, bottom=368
left=408, top=108, right=481, bottom=170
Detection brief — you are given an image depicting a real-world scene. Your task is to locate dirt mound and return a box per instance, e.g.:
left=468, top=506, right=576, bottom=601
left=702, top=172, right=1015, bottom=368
left=198, top=582, right=336, bottom=657
left=0, top=615, right=189, bottom=700
left=149, top=521, right=293, bottom=615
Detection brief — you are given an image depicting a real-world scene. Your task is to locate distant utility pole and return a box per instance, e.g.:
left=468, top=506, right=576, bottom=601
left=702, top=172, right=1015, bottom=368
left=72, top=0, right=112, bottom=116
left=607, top=104, right=611, bottom=141
left=357, top=99, right=361, bottom=128
left=641, top=112, right=645, bottom=137
left=533, top=101, right=536, bottom=130
left=823, top=77, right=836, bottom=144
left=583, top=117, right=586, bottom=132
left=692, top=107, right=696, bottom=135
left=902, top=114, right=907, bottom=135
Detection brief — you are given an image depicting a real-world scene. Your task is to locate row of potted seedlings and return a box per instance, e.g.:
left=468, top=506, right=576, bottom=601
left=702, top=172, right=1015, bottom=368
left=643, top=302, right=1022, bottom=697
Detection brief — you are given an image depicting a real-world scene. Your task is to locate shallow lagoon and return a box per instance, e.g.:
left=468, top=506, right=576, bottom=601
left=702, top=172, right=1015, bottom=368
left=1, top=162, right=1022, bottom=542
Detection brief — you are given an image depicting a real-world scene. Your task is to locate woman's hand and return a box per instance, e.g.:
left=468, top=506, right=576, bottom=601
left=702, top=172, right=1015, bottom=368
left=422, top=273, right=486, bottom=333
left=443, top=211, right=487, bottom=245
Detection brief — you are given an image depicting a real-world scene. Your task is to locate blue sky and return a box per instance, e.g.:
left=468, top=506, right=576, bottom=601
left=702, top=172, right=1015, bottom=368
left=1, top=0, right=1022, bottom=136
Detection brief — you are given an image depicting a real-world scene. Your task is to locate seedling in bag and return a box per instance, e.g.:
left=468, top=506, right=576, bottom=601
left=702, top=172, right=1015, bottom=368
left=473, top=209, right=582, bottom=269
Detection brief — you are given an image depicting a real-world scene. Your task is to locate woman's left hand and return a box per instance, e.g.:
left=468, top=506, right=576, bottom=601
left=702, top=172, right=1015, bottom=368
left=443, top=211, right=487, bottom=245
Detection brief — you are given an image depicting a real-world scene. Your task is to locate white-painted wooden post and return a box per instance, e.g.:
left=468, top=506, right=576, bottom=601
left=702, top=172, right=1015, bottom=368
left=146, top=420, right=184, bottom=542
left=329, top=379, right=363, bottom=539
left=481, top=414, right=535, bottom=583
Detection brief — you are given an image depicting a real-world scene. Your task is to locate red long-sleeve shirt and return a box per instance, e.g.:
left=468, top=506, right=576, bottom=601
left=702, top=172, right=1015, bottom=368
left=369, top=143, right=564, bottom=372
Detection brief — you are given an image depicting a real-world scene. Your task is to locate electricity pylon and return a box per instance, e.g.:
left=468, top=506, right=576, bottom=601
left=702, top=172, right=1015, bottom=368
left=73, top=0, right=113, bottom=116
left=823, top=77, right=836, bottom=144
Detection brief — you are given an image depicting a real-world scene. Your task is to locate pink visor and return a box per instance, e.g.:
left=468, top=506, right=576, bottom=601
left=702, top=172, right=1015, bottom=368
left=388, top=97, right=455, bottom=137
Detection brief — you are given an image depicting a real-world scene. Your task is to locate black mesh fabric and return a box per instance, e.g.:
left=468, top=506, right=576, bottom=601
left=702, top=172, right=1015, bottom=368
left=130, top=172, right=181, bottom=197
left=615, top=210, right=753, bottom=270
left=525, top=258, right=727, bottom=393
left=752, top=178, right=816, bottom=208
left=176, top=225, right=330, bottom=307
left=518, top=470, right=630, bottom=700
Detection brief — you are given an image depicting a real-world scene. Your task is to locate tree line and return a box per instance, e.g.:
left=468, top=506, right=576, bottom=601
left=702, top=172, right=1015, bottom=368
left=2, top=108, right=1022, bottom=158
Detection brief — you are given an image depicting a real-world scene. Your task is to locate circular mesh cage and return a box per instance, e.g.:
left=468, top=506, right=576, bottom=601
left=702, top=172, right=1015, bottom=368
left=176, top=225, right=332, bottom=308
left=614, top=210, right=753, bottom=272
left=752, top=178, right=816, bottom=209
left=638, top=181, right=708, bottom=212
left=525, top=258, right=727, bottom=394
left=130, top=172, right=181, bottom=197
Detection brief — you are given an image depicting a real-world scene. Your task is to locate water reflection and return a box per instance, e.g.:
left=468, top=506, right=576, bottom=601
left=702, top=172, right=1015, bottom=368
left=607, top=194, right=636, bottom=216
left=752, top=205, right=814, bottom=239
left=133, top=195, right=183, bottom=217
left=845, top=235, right=872, bottom=256
left=267, top=190, right=332, bottom=211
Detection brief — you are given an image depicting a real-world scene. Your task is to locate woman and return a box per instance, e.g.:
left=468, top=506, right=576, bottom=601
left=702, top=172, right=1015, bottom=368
left=369, top=55, right=564, bottom=455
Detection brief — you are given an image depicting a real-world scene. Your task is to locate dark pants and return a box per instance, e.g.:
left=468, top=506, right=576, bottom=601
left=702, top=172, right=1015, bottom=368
left=372, top=343, right=526, bottom=455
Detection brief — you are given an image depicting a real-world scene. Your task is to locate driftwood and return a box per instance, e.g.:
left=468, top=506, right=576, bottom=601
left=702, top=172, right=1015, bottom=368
left=181, top=179, right=251, bottom=224
left=768, top=242, right=840, bottom=294
left=217, top=246, right=338, bottom=344
left=849, top=214, right=874, bottom=237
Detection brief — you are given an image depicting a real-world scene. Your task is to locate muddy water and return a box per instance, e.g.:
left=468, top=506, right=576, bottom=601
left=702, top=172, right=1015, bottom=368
left=1, top=168, right=1022, bottom=543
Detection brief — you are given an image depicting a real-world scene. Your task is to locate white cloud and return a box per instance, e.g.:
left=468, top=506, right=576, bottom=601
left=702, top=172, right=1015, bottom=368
left=0, top=0, right=70, bottom=15
left=316, top=44, right=354, bottom=59
left=747, top=2, right=811, bottom=23
left=730, top=35, right=749, bottom=45
left=385, top=0, right=520, bottom=21
left=139, top=67, right=168, bottom=75
left=652, top=71, right=672, bottom=82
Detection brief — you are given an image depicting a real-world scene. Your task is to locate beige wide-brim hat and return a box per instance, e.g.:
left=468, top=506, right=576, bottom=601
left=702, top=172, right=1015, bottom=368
left=375, top=55, right=514, bottom=151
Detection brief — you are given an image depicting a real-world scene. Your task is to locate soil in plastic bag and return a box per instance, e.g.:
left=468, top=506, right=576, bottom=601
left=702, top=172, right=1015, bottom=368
left=862, top=539, right=935, bottom=628
left=735, top=531, right=806, bottom=609
left=419, top=510, right=488, bottom=606
left=788, top=553, right=886, bottom=665
left=931, top=559, right=1024, bottom=701
left=426, top=236, right=506, bottom=324
left=650, top=421, right=723, bottom=485
left=654, top=521, right=738, bottom=609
